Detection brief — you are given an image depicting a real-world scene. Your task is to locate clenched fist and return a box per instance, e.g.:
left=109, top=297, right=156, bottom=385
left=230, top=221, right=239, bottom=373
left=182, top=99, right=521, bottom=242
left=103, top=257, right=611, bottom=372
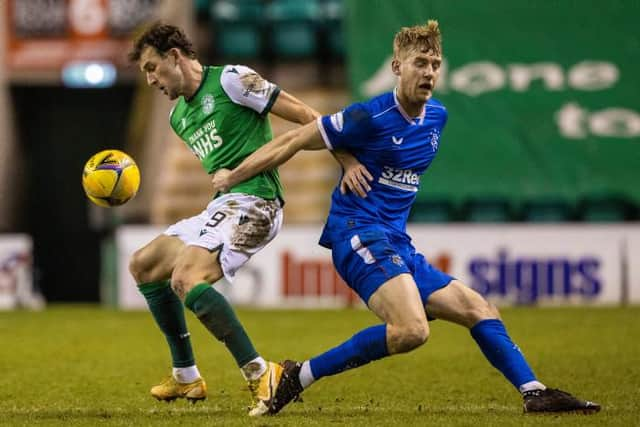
left=211, top=168, right=232, bottom=193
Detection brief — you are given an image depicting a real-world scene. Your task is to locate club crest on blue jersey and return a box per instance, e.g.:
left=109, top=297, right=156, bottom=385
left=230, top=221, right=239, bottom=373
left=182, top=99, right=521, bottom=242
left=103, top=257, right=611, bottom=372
left=391, top=254, right=404, bottom=266
left=202, top=94, right=215, bottom=114
left=430, top=129, right=440, bottom=151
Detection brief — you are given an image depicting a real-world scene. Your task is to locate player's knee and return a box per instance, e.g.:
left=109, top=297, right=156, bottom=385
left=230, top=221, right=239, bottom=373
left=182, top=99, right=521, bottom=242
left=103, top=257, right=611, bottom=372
left=169, top=278, right=187, bottom=300
left=171, top=263, right=222, bottom=300
left=487, top=301, right=501, bottom=319
left=129, top=248, right=154, bottom=284
left=170, top=266, right=194, bottom=300
left=393, top=321, right=429, bottom=353
left=468, top=299, right=501, bottom=325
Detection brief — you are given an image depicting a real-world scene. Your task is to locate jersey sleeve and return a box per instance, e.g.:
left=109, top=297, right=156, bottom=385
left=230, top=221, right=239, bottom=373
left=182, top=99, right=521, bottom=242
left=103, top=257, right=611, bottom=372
left=429, top=99, right=448, bottom=130
left=220, top=64, right=281, bottom=115
left=316, top=102, right=373, bottom=151
left=440, top=106, right=449, bottom=129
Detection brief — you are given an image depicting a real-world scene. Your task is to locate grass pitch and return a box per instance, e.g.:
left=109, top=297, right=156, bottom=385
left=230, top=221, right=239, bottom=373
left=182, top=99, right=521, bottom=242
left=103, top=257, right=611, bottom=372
left=0, top=305, right=637, bottom=426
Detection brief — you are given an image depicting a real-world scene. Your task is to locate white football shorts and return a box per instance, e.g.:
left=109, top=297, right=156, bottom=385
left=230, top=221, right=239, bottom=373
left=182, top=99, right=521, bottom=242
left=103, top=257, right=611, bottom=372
left=164, top=193, right=283, bottom=282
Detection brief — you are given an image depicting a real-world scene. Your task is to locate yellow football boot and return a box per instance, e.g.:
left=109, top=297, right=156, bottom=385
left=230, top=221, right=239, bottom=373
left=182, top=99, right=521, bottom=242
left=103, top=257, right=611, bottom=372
left=247, top=361, right=283, bottom=416
left=150, top=376, right=207, bottom=403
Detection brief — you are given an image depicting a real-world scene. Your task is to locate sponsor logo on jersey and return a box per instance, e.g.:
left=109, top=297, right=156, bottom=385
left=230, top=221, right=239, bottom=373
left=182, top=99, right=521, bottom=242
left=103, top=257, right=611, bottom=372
left=392, top=135, right=404, bottom=145
left=188, top=119, right=223, bottom=159
left=378, top=166, right=420, bottom=191
left=202, top=94, right=215, bottom=114
left=430, top=129, right=440, bottom=151
left=329, top=111, right=344, bottom=132
left=240, top=71, right=272, bottom=98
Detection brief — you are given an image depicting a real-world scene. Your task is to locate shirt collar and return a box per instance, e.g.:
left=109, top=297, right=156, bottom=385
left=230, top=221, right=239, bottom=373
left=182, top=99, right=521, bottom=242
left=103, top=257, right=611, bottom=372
left=393, top=88, right=426, bottom=125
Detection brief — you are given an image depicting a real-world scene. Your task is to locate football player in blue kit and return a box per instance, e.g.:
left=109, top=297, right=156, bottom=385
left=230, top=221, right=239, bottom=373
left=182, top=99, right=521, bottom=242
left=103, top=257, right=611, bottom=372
left=211, top=21, right=600, bottom=416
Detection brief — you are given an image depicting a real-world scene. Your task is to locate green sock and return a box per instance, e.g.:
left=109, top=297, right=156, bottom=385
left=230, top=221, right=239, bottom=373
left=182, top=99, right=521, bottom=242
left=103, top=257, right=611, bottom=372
left=185, top=283, right=259, bottom=367
left=138, top=281, right=195, bottom=368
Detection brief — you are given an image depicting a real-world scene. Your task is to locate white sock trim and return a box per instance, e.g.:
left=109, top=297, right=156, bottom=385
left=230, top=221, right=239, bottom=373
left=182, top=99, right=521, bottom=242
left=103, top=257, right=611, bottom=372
left=299, top=360, right=315, bottom=389
left=173, top=365, right=201, bottom=383
left=241, top=356, right=267, bottom=381
left=519, top=380, right=546, bottom=394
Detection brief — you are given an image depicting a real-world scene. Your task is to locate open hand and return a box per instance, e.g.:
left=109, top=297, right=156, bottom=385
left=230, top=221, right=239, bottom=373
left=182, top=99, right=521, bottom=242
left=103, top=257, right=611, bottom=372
left=340, top=163, right=373, bottom=197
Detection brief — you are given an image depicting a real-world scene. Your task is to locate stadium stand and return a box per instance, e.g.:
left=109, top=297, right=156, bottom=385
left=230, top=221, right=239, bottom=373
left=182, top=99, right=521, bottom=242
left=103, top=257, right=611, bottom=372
left=210, top=0, right=265, bottom=59
left=520, top=198, right=576, bottom=223
left=577, top=195, right=637, bottom=222
left=322, top=0, right=345, bottom=58
left=266, top=0, right=321, bottom=59
left=409, top=198, right=457, bottom=223
left=150, top=0, right=639, bottom=226
left=460, top=197, right=515, bottom=223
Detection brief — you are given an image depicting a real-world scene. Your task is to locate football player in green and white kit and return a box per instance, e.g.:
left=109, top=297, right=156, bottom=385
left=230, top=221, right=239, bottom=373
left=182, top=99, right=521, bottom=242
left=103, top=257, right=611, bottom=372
left=127, top=23, right=368, bottom=416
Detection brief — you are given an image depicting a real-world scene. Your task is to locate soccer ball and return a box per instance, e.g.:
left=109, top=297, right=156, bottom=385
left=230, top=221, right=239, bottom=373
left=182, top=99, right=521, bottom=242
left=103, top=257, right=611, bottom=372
left=82, top=149, right=140, bottom=207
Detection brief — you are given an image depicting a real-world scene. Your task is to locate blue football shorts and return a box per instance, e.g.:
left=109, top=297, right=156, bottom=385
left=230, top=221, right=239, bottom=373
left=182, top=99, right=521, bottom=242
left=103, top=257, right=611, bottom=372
left=330, top=228, right=454, bottom=307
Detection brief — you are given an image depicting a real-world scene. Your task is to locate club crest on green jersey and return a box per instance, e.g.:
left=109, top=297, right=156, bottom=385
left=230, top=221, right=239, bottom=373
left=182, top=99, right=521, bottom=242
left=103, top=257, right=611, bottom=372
left=202, top=94, right=215, bottom=114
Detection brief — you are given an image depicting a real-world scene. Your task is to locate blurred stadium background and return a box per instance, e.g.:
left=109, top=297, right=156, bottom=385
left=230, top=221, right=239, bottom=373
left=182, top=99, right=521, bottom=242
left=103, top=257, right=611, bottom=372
left=1, top=0, right=639, bottom=308
left=0, top=0, right=639, bottom=424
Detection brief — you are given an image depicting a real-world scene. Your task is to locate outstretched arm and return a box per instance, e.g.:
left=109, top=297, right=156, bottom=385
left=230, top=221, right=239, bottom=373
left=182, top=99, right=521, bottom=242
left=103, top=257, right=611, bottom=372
left=220, top=65, right=320, bottom=125
left=270, top=92, right=373, bottom=197
left=270, top=90, right=320, bottom=124
left=212, top=121, right=325, bottom=193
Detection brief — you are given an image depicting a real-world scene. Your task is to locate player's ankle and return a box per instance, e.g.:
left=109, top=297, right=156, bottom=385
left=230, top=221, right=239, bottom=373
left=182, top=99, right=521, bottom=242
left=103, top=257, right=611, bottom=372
left=173, top=365, right=201, bottom=383
left=519, top=380, right=546, bottom=394
left=241, top=356, right=267, bottom=381
left=299, top=360, right=315, bottom=389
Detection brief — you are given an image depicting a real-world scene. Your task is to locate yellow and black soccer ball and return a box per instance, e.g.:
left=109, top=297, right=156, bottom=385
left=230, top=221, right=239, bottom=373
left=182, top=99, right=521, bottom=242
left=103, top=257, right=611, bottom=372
left=82, top=149, right=140, bottom=207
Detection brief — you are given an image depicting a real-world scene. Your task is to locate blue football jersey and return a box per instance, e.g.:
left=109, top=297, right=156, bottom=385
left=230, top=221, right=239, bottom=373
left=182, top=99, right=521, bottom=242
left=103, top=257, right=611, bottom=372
left=317, top=90, right=448, bottom=248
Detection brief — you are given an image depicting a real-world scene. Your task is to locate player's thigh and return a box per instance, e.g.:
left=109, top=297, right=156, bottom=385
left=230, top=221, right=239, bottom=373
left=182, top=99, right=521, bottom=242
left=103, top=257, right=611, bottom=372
left=425, top=279, right=500, bottom=328
left=171, top=245, right=224, bottom=298
left=368, top=273, right=428, bottom=327
left=170, top=193, right=282, bottom=294
left=332, top=229, right=413, bottom=304
left=331, top=230, right=424, bottom=323
left=411, top=252, right=454, bottom=318
left=191, top=193, right=282, bottom=281
left=129, top=234, right=185, bottom=282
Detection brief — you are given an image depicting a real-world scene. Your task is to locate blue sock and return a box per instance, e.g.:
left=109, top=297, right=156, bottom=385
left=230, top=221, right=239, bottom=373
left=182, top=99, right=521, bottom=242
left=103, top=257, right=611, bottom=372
left=309, top=324, right=389, bottom=379
left=470, top=319, right=536, bottom=390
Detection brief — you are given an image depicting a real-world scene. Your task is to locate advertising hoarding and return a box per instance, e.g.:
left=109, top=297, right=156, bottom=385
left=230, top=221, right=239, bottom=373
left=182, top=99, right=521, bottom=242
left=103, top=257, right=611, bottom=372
left=115, top=225, right=636, bottom=309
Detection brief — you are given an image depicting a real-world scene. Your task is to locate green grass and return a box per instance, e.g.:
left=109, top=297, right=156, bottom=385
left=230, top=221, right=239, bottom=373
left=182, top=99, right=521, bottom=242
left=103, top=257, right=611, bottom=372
left=0, top=306, right=638, bottom=426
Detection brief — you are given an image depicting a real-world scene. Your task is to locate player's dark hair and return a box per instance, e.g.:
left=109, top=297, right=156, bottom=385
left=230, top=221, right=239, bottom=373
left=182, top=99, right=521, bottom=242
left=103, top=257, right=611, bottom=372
left=128, top=22, right=197, bottom=62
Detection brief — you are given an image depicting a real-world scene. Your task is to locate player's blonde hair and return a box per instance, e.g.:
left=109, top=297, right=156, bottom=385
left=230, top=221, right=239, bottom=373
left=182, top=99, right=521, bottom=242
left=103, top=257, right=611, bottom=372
left=393, top=20, right=442, bottom=59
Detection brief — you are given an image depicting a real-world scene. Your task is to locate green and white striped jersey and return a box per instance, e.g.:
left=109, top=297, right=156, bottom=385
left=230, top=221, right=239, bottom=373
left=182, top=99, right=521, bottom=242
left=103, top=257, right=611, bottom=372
left=169, top=65, right=283, bottom=201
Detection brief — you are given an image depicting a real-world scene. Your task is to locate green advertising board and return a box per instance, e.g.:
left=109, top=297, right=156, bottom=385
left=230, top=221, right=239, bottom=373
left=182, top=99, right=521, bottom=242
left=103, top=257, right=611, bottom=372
left=346, top=0, right=640, bottom=205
